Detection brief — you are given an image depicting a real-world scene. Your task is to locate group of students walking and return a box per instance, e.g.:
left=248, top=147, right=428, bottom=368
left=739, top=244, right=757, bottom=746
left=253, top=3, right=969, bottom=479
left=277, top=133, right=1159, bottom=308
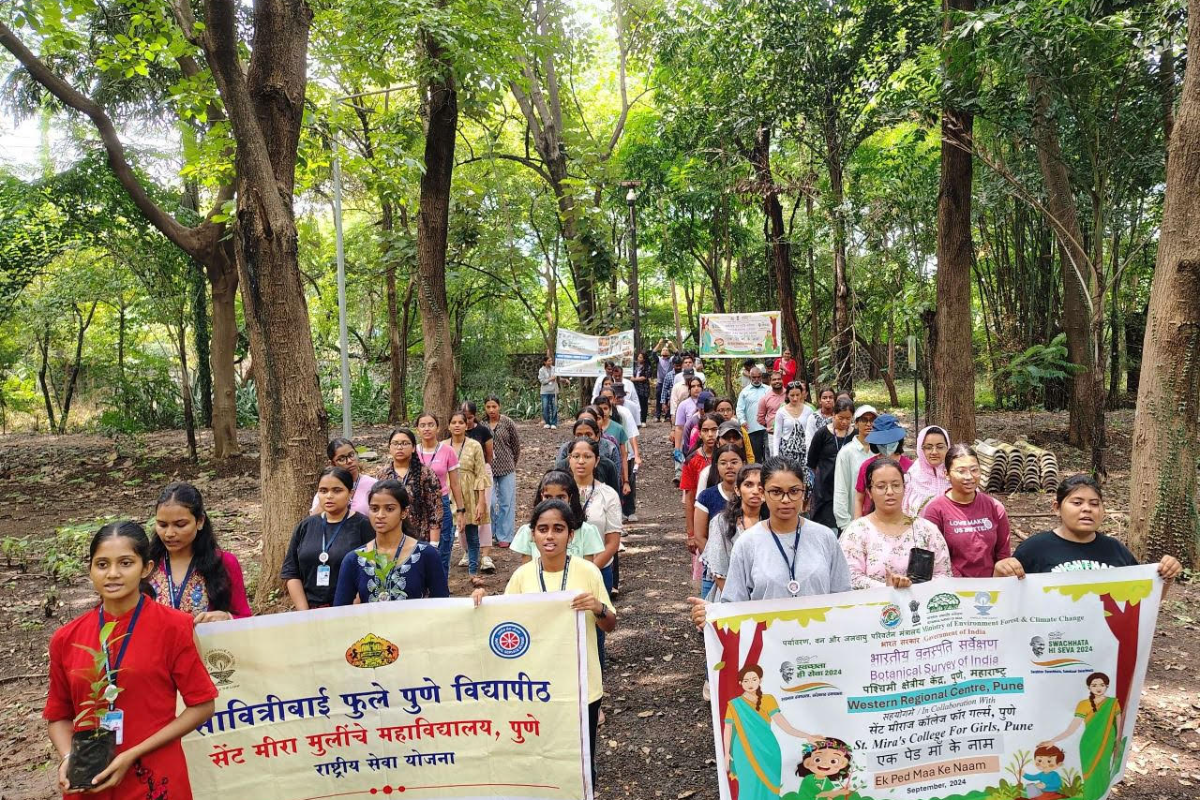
left=42, top=358, right=1185, bottom=800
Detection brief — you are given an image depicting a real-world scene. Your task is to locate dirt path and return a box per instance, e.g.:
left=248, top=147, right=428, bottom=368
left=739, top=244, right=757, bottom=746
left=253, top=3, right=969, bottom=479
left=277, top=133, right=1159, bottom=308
left=0, top=413, right=1197, bottom=799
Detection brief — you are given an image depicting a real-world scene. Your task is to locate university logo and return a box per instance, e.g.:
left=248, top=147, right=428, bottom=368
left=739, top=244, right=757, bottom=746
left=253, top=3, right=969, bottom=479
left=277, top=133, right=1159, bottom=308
left=204, top=649, right=237, bottom=686
left=879, top=603, right=903, bottom=629
left=345, top=633, right=400, bottom=669
left=973, top=591, right=995, bottom=616
left=489, top=622, right=531, bottom=659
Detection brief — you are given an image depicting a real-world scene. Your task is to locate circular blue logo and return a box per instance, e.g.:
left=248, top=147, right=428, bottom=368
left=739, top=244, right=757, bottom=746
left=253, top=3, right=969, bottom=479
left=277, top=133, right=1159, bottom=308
left=489, top=622, right=531, bottom=659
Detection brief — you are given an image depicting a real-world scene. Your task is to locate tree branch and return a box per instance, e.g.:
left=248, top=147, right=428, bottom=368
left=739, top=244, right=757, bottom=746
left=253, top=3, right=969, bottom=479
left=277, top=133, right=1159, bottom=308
left=0, top=22, right=203, bottom=258
left=458, top=152, right=552, bottom=185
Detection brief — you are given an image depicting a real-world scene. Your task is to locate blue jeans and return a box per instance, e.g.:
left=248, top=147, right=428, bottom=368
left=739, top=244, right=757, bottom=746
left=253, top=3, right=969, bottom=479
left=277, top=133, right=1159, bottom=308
left=491, top=471, right=517, bottom=543
left=436, top=495, right=453, bottom=574
left=701, top=577, right=715, bottom=599
left=541, top=393, right=558, bottom=426
left=462, top=524, right=480, bottom=575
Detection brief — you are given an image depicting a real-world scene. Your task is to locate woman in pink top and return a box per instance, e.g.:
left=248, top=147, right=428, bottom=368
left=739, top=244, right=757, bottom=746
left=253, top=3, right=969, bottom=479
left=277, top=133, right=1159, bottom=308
left=902, top=426, right=951, bottom=518
left=920, top=444, right=1011, bottom=577
left=310, top=437, right=377, bottom=517
left=416, top=411, right=466, bottom=575
left=842, top=458, right=951, bottom=589
left=148, top=482, right=252, bottom=621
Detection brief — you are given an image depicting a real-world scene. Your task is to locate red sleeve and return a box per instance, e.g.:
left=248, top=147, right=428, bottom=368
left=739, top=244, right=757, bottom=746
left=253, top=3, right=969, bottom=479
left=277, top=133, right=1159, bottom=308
left=170, top=618, right=219, bottom=706
left=221, top=551, right=253, bottom=618
left=920, top=497, right=942, bottom=527
left=855, top=458, right=871, bottom=494
left=992, top=498, right=1012, bottom=561
left=43, top=629, right=75, bottom=722
left=680, top=457, right=700, bottom=492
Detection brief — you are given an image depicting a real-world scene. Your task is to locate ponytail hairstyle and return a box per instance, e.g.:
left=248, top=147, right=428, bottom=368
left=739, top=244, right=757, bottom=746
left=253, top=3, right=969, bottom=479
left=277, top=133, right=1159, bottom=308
left=944, top=443, right=979, bottom=474
left=1056, top=473, right=1104, bottom=505
left=529, top=498, right=579, bottom=532
left=319, top=465, right=355, bottom=492
left=706, top=443, right=747, bottom=489
left=1084, top=672, right=1110, bottom=713
left=460, top=400, right=478, bottom=418
left=833, top=396, right=855, bottom=416
left=572, top=418, right=601, bottom=439
left=737, top=664, right=765, bottom=711
left=326, top=437, right=356, bottom=462
left=150, top=482, right=232, bottom=612
left=722, top=464, right=767, bottom=544
left=90, top=521, right=155, bottom=600
left=532, top=470, right=585, bottom=529
left=368, top=479, right=414, bottom=538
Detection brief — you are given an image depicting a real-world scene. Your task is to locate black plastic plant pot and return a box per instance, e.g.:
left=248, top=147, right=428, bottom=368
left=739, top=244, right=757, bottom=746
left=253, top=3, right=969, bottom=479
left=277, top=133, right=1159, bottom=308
left=67, top=728, right=116, bottom=791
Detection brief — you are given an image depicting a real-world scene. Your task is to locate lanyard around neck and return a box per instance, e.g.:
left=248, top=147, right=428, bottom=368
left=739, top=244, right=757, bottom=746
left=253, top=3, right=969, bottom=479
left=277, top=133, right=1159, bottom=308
left=164, top=559, right=196, bottom=610
left=99, top=594, right=144, bottom=701
left=538, top=555, right=571, bottom=592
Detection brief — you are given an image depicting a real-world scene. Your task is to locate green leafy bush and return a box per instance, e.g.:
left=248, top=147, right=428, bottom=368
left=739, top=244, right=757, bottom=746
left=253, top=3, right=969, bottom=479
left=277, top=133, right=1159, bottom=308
left=995, top=334, right=1083, bottom=411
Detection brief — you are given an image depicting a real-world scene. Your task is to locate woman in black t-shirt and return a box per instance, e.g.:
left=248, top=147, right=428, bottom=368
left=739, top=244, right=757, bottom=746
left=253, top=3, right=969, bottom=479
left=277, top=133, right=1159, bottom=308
left=282, top=467, right=375, bottom=608
left=994, top=474, right=1181, bottom=581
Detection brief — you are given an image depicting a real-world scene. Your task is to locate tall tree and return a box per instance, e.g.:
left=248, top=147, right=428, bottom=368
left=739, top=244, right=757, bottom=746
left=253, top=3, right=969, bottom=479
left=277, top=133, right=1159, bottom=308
left=1127, top=0, right=1200, bottom=567
left=931, top=0, right=977, bottom=442
left=0, top=0, right=327, bottom=598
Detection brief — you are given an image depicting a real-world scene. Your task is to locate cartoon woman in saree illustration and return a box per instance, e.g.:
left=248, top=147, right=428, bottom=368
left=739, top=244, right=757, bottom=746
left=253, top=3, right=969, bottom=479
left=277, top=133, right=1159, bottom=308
left=1039, top=672, right=1123, bottom=800
left=723, top=664, right=818, bottom=800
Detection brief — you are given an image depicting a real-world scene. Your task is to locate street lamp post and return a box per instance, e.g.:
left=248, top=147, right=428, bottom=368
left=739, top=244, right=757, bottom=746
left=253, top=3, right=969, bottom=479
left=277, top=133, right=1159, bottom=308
left=625, top=187, right=642, bottom=357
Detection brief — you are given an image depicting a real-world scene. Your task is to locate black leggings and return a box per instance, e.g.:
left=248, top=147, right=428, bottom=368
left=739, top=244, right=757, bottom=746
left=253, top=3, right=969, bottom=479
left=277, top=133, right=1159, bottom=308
left=588, top=698, right=602, bottom=787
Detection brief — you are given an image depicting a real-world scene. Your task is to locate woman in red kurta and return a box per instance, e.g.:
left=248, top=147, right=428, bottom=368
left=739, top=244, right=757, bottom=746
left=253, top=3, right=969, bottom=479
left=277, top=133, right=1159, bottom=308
left=45, top=521, right=217, bottom=799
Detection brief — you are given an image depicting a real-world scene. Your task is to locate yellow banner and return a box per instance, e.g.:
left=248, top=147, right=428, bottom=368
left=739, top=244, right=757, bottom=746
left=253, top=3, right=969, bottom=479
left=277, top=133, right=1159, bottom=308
left=183, top=594, right=591, bottom=800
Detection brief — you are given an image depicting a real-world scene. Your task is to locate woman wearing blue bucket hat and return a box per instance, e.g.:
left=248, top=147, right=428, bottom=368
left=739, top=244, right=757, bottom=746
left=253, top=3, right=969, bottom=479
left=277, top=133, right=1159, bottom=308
left=853, top=414, right=914, bottom=519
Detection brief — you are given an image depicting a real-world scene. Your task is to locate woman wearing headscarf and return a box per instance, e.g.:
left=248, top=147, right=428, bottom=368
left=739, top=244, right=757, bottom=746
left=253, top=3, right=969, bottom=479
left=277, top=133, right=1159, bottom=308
left=902, top=426, right=951, bottom=518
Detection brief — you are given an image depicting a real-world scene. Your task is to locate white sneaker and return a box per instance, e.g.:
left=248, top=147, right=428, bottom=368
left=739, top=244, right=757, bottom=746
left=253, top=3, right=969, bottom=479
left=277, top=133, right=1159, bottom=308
left=458, top=554, right=469, bottom=567
left=550, top=424, right=557, bottom=430
left=626, top=513, right=638, bottom=523
left=481, top=556, right=496, bottom=573
left=543, top=423, right=550, bottom=429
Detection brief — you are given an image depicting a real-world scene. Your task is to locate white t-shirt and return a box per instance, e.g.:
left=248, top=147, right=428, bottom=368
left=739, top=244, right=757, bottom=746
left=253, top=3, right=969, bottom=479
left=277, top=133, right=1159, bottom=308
left=579, top=481, right=623, bottom=535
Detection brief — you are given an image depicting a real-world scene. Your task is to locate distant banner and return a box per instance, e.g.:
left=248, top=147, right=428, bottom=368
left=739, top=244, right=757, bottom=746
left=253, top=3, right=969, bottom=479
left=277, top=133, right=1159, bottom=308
left=554, top=328, right=634, bottom=376
left=185, top=595, right=591, bottom=800
left=703, top=566, right=1163, bottom=800
left=700, top=312, right=781, bottom=358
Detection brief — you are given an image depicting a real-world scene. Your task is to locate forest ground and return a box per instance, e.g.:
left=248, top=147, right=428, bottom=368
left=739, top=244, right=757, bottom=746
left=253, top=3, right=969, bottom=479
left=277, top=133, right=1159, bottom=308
left=0, top=409, right=1197, bottom=800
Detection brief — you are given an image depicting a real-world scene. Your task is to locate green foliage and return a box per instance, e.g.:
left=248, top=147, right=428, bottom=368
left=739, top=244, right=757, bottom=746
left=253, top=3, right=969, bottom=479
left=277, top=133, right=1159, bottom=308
left=71, top=621, right=124, bottom=729
left=1, top=535, right=32, bottom=570
left=43, top=518, right=117, bottom=584
left=996, top=334, right=1083, bottom=411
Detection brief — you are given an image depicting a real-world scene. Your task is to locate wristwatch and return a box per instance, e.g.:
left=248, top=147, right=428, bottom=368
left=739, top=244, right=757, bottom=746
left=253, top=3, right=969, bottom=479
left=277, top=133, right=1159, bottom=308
left=594, top=606, right=608, bottom=620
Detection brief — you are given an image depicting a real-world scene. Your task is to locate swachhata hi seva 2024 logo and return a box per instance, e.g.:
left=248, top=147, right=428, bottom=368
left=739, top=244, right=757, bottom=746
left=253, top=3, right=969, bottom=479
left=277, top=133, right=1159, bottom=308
left=489, top=622, right=531, bottom=659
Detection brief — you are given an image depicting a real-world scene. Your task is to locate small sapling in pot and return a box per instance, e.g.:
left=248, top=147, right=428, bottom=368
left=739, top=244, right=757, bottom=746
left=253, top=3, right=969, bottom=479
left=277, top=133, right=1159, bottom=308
left=67, top=621, right=123, bottom=790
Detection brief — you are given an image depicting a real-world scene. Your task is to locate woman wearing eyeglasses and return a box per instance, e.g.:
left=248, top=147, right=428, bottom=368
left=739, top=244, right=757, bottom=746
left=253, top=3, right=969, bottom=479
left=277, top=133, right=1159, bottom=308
left=902, top=426, right=951, bottom=518
left=377, top=427, right=444, bottom=544
left=310, top=438, right=377, bottom=517
left=919, top=444, right=1011, bottom=577
left=688, top=456, right=850, bottom=625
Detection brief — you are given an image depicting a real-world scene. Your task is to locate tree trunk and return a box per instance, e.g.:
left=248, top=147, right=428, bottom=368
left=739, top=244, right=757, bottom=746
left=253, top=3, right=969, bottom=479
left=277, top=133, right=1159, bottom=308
left=806, top=194, right=821, bottom=382
left=1029, top=75, right=1097, bottom=453
left=382, top=198, right=404, bottom=423
left=37, top=324, right=57, bottom=433
left=415, top=32, right=459, bottom=430
left=399, top=276, right=415, bottom=423
left=1127, top=0, right=1200, bottom=566
left=750, top=127, right=803, bottom=363
left=176, top=313, right=198, bottom=461
left=190, top=262, right=213, bottom=428
left=827, top=154, right=853, bottom=392
left=117, top=299, right=127, bottom=409
left=208, top=251, right=241, bottom=458
left=58, top=301, right=97, bottom=434
left=930, top=0, right=978, bottom=443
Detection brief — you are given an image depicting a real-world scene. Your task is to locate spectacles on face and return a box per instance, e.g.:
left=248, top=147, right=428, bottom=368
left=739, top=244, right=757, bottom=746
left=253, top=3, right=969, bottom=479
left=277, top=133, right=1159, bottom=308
left=922, top=443, right=948, bottom=453
left=765, top=486, right=805, bottom=501
left=390, top=439, right=413, bottom=449
left=333, top=452, right=359, bottom=465
left=872, top=482, right=905, bottom=495
left=951, top=466, right=982, bottom=477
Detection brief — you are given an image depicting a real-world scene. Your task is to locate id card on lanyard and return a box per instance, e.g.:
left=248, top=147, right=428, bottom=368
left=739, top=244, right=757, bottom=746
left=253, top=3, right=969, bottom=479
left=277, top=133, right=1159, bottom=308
left=98, top=595, right=144, bottom=745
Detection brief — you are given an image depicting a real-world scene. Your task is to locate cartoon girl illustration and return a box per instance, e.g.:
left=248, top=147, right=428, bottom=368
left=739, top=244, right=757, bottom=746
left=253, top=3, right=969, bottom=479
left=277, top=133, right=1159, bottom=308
left=795, top=737, right=856, bottom=800
left=722, top=664, right=816, bottom=800
left=1039, top=672, right=1122, bottom=800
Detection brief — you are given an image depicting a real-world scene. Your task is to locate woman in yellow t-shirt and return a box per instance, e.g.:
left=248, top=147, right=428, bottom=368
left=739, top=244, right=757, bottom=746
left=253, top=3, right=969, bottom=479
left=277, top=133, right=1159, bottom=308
left=472, top=498, right=616, bottom=787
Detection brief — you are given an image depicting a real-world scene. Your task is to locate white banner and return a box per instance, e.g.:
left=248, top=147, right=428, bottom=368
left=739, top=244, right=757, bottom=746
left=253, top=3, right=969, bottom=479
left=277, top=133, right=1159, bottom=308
left=554, top=328, right=635, bottom=377
left=700, top=312, right=782, bottom=359
left=703, top=566, right=1163, bottom=800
